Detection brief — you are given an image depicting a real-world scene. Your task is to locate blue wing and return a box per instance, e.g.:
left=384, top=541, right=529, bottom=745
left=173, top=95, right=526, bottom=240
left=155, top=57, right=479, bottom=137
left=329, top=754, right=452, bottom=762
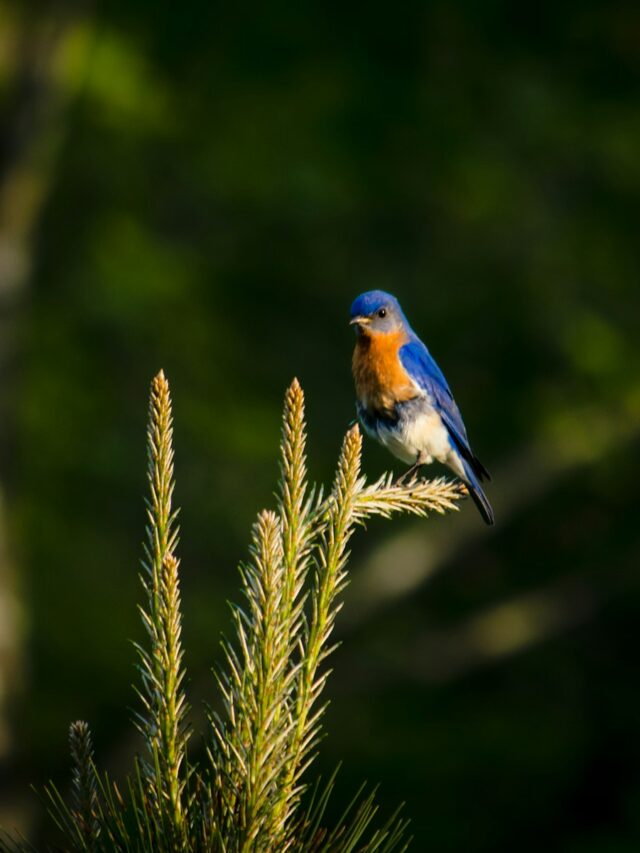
left=399, top=337, right=491, bottom=483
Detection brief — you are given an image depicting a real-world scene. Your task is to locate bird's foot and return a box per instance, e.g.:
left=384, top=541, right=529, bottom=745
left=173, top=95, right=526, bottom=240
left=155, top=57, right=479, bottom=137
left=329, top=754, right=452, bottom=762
left=395, top=462, right=423, bottom=486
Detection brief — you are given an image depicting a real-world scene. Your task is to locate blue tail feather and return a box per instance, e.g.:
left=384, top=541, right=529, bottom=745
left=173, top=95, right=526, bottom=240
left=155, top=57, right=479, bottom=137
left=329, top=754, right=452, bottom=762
left=462, top=463, right=495, bottom=526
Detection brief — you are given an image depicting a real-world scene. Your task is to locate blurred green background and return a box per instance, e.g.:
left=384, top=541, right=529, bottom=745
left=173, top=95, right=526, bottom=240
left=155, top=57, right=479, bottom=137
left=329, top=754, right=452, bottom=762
left=1, top=0, right=639, bottom=848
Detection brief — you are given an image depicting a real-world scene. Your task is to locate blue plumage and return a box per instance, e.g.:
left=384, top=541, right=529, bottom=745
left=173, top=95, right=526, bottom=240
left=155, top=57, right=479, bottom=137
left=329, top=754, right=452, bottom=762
left=350, top=291, right=405, bottom=320
left=350, top=290, right=494, bottom=525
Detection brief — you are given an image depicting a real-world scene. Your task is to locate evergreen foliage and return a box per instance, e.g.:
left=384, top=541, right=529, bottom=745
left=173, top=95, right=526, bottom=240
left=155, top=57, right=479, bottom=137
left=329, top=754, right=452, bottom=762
left=3, top=373, right=463, bottom=852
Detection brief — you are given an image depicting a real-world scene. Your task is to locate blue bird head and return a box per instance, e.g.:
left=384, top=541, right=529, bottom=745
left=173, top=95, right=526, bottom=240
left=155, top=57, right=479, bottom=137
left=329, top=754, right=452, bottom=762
left=350, top=290, right=408, bottom=336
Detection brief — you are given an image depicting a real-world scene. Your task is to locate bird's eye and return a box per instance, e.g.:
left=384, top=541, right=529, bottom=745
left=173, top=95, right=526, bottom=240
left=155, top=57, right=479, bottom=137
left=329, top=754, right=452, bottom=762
left=377, top=308, right=387, bottom=318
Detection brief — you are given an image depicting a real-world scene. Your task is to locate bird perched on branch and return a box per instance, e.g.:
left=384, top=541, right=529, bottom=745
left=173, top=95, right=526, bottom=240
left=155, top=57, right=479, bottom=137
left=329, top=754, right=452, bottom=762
left=350, top=290, right=494, bottom=525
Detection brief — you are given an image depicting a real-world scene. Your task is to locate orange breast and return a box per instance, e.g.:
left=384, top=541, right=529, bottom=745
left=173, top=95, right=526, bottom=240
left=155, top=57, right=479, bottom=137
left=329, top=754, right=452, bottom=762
left=352, top=329, right=417, bottom=415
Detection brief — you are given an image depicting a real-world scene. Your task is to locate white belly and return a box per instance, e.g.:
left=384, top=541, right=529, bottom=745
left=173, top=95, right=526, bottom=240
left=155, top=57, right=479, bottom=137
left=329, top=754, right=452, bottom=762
left=377, top=407, right=463, bottom=475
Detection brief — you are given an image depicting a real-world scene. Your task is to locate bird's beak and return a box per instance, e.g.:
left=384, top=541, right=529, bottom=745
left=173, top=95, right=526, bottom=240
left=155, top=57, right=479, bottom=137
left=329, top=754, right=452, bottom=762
left=350, top=315, right=371, bottom=327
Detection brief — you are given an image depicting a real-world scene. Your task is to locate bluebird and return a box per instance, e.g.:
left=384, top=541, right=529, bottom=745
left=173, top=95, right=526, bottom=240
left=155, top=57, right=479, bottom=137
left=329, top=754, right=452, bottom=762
left=350, top=290, right=494, bottom=525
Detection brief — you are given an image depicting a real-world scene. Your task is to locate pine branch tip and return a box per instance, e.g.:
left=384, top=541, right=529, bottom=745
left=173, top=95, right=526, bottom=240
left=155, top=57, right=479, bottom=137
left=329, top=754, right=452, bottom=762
left=150, top=371, right=171, bottom=409
left=288, top=376, right=302, bottom=395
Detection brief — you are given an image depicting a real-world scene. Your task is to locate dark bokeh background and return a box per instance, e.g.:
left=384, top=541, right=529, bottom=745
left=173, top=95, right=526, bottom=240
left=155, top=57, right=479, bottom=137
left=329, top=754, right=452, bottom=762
left=1, top=1, right=639, bottom=848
